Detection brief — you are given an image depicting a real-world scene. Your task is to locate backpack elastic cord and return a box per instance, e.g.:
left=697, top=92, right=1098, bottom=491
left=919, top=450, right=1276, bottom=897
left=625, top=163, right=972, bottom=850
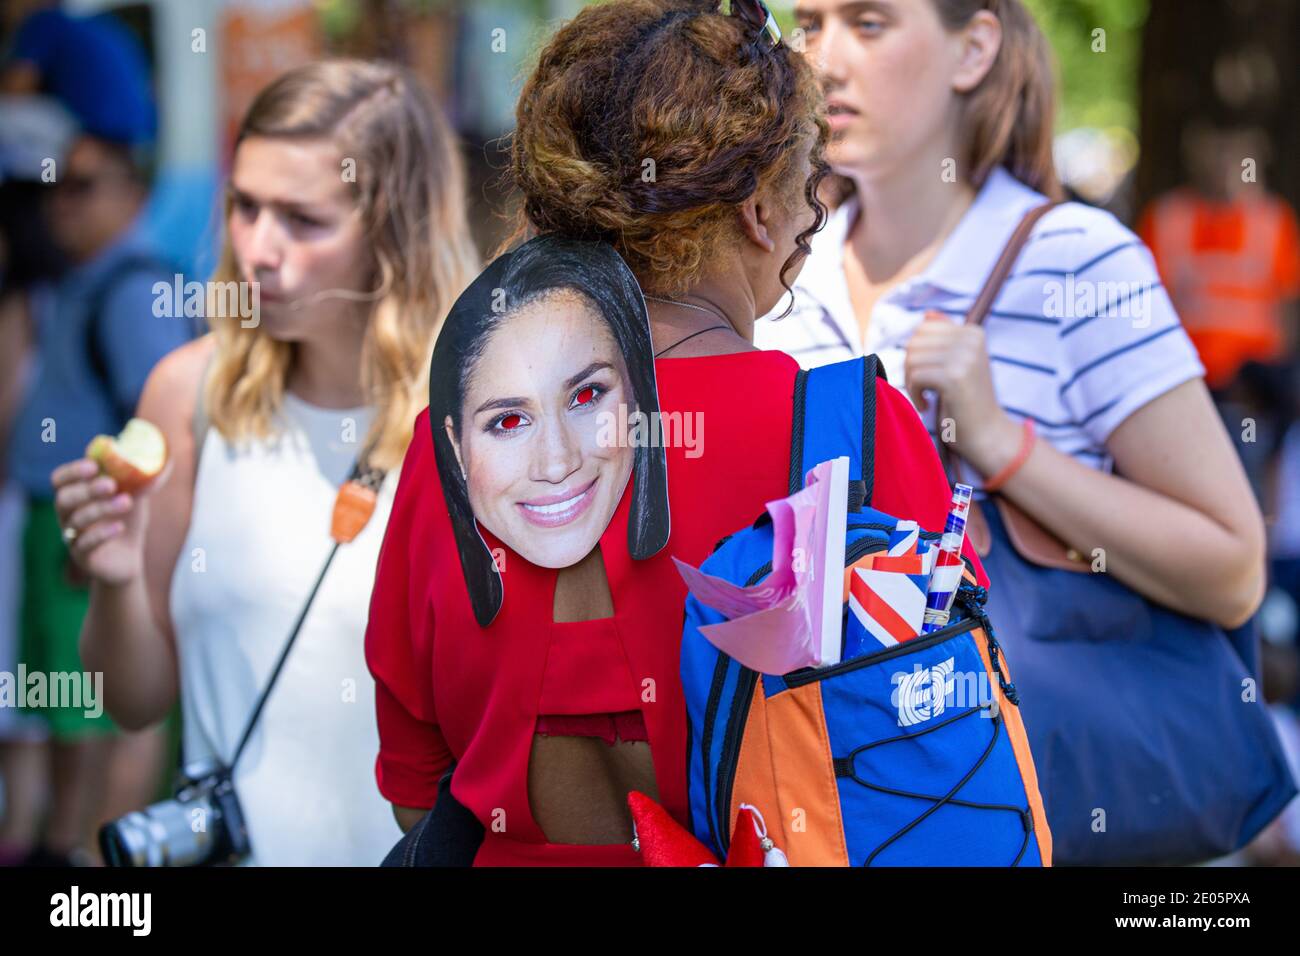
left=839, top=707, right=1034, bottom=866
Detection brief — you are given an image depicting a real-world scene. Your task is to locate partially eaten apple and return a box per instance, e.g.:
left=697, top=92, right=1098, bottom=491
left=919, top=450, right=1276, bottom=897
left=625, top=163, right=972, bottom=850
left=86, top=418, right=168, bottom=494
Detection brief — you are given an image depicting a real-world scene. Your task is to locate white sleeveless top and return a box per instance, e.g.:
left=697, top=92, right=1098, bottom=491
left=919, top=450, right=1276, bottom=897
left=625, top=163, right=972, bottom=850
left=170, top=391, right=402, bottom=866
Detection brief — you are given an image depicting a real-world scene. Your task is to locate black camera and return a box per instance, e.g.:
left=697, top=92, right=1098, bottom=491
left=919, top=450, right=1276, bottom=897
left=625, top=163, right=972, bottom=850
left=98, top=760, right=252, bottom=867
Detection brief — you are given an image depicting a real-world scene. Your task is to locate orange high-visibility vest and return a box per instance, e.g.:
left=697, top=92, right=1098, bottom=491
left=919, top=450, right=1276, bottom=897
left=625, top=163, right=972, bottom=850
left=1139, top=190, right=1300, bottom=388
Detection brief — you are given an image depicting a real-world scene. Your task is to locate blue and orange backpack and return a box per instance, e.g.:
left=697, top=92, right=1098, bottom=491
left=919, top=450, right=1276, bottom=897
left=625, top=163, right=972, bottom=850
left=680, top=356, right=1052, bottom=866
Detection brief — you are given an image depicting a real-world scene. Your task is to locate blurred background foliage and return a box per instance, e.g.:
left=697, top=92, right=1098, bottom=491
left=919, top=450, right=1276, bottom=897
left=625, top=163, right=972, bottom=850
left=41, top=0, right=1290, bottom=254
left=312, top=0, right=1149, bottom=136
left=1022, top=0, right=1148, bottom=135
left=295, top=0, right=1191, bottom=228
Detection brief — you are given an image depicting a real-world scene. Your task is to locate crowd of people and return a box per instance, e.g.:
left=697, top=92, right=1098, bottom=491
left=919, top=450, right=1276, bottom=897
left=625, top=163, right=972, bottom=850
left=0, top=0, right=1298, bottom=868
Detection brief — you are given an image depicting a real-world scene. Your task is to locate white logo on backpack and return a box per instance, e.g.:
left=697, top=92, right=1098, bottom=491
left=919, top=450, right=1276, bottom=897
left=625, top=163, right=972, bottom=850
left=893, top=657, right=955, bottom=727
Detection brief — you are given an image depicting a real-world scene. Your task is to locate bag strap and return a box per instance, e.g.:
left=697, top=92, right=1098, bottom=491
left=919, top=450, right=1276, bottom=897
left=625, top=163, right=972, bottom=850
left=789, top=354, right=882, bottom=506
left=938, top=201, right=1059, bottom=479
left=964, top=202, right=1060, bottom=330
left=83, top=254, right=178, bottom=426
left=227, top=456, right=386, bottom=773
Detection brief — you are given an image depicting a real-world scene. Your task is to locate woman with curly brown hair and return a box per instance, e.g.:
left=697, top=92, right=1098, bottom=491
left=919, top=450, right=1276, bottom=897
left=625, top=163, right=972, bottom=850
left=366, top=0, right=984, bottom=866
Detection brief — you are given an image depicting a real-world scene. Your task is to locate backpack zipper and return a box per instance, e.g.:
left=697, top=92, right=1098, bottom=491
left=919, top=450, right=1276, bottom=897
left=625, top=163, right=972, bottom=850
left=782, top=614, right=979, bottom=686
left=699, top=649, right=731, bottom=852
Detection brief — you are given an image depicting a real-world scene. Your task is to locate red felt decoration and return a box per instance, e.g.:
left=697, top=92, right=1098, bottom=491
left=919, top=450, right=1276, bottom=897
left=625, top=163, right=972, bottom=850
left=627, top=791, right=718, bottom=866
left=725, top=807, right=766, bottom=867
left=627, top=791, right=771, bottom=867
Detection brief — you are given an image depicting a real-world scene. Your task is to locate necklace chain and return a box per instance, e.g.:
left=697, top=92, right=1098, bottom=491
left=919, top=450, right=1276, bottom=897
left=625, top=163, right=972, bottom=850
left=645, top=294, right=741, bottom=358
left=644, top=294, right=728, bottom=323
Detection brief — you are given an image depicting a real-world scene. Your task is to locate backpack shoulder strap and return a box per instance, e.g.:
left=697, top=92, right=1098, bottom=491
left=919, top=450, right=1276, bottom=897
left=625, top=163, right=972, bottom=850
left=789, top=354, right=882, bottom=506
left=83, top=253, right=177, bottom=424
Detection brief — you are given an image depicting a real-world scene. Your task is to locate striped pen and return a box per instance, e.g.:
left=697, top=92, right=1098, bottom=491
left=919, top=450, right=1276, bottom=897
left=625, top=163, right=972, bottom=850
left=920, top=483, right=974, bottom=634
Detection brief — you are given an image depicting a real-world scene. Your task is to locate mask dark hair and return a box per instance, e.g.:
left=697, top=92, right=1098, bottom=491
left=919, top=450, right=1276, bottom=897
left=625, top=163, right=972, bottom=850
left=429, top=235, right=671, bottom=626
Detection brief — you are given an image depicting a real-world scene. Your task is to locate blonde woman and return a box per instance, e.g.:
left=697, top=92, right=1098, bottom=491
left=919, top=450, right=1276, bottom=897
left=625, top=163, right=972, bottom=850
left=50, top=60, right=477, bottom=865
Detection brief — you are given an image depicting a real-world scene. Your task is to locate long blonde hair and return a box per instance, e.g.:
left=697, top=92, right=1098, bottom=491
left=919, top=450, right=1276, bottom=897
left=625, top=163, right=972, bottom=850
left=205, top=59, right=478, bottom=471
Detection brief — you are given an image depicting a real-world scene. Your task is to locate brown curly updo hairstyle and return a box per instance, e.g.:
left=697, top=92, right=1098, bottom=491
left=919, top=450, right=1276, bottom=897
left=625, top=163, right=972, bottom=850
left=510, top=0, right=829, bottom=298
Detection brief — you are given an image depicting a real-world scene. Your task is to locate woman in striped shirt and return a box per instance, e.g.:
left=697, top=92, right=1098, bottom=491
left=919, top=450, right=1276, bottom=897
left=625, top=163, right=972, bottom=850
left=756, top=0, right=1264, bottom=628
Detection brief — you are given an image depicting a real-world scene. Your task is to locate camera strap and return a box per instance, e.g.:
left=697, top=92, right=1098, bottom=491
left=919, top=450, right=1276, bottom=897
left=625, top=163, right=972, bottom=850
left=183, top=457, right=388, bottom=775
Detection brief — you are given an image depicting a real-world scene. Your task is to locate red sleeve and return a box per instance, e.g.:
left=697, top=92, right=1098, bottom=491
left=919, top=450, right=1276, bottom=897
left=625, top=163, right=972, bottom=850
left=365, top=409, right=454, bottom=809
left=870, top=379, right=990, bottom=588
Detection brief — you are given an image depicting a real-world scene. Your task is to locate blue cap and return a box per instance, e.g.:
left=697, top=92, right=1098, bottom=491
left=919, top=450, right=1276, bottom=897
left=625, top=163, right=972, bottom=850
left=9, top=9, right=158, bottom=146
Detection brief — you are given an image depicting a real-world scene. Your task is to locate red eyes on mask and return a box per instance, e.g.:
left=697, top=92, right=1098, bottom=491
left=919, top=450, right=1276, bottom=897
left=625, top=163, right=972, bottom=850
left=492, top=386, right=600, bottom=433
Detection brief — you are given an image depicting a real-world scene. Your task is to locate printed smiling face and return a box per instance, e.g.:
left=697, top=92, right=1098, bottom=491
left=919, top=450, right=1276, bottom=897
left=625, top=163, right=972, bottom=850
left=445, top=289, right=635, bottom=570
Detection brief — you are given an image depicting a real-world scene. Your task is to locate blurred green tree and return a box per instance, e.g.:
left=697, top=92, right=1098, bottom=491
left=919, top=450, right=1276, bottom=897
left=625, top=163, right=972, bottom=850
left=1023, top=0, right=1149, bottom=134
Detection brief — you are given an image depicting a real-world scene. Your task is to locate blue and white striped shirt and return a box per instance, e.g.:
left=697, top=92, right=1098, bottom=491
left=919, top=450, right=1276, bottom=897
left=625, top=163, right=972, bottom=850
left=755, top=166, right=1206, bottom=490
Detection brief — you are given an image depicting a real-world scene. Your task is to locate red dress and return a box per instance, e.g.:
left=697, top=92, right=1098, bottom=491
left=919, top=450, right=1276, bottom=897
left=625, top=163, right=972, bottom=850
left=364, top=350, right=987, bottom=866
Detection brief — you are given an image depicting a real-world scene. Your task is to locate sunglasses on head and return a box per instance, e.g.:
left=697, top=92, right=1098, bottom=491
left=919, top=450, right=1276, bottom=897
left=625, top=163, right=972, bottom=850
left=730, top=0, right=782, bottom=48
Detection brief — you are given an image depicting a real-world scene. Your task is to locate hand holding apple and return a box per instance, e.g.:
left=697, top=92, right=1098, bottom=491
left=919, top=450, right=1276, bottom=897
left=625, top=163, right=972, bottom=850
left=85, top=418, right=167, bottom=492
left=52, top=418, right=170, bottom=586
